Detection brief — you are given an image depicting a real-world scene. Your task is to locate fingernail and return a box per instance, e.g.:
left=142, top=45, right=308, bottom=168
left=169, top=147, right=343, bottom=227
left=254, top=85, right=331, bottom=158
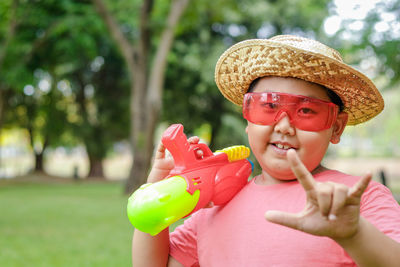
left=328, top=214, right=337, bottom=221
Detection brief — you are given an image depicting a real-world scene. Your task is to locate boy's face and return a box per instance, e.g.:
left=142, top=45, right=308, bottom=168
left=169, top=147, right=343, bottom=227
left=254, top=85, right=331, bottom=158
left=245, top=77, right=348, bottom=182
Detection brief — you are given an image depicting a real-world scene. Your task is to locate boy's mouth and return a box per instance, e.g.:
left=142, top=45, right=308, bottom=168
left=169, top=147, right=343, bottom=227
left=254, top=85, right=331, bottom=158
left=271, top=142, right=296, bottom=150
left=274, top=143, right=291, bottom=150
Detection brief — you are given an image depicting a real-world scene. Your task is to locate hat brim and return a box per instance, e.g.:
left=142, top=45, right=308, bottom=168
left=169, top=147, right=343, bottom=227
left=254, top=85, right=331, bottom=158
left=215, top=39, right=384, bottom=125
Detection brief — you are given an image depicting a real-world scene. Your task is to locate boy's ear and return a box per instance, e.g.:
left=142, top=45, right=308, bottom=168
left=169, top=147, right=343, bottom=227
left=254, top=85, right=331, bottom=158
left=330, top=112, right=348, bottom=144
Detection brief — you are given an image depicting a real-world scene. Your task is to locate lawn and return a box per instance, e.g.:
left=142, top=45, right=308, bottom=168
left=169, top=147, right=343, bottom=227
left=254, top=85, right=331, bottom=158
left=1, top=173, right=398, bottom=267
left=0, top=176, right=134, bottom=267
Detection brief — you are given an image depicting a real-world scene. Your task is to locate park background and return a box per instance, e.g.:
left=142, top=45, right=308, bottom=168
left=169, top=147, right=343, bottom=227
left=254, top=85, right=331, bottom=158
left=1, top=0, right=400, bottom=266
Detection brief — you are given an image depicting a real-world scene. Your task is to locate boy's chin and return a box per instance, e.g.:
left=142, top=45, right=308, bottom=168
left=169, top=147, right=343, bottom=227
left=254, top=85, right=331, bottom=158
left=264, top=168, right=297, bottom=182
left=275, top=174, right=297, bottom=181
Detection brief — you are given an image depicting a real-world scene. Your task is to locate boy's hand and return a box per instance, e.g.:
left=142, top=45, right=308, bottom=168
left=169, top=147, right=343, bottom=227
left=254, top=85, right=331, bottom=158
left=265, top=149, right=372, bottom=241
left=147, top=136, right=202, bottom=183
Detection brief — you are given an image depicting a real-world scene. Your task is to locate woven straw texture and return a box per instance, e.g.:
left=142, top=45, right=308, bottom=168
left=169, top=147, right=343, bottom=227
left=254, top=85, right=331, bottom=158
left=215, top=35, right=384, bottom=125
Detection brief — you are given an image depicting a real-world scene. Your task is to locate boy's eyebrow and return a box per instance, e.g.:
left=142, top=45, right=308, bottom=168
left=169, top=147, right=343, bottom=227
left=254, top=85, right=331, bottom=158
left=298, top=93, right=331, bottom=102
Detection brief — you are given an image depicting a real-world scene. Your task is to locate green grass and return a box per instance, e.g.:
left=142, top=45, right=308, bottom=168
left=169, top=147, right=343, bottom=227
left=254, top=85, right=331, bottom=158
left=0, top=178, right=133, bottom=267
left=1, top=175, right=397, bottom=267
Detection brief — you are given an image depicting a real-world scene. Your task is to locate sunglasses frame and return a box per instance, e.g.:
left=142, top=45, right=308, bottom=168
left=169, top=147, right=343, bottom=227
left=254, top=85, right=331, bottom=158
left=243, top=92, right=339, bottom=132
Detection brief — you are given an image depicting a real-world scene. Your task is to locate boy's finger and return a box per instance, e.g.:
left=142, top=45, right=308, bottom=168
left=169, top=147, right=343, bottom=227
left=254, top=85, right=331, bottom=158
left=315, top=183, right=334, bottom=217
left=154, top=142, right=166, bottom=159
left=329, top=184, right=348, bottom=218
left=348, top=173, right=372, bottom=198
left=195, top=149, right=204, bottom=159
left=187, top=136, right=200, bottom=144
left=287, top=149, right=316, bottom=192
left=265, top=210, right=300, bottom=230
left=204, top=201, right=214, bottom=209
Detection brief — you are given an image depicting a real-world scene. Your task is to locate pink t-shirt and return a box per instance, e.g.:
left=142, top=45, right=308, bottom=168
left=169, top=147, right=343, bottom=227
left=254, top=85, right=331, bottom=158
left=169, top=170, right=400, bottom=267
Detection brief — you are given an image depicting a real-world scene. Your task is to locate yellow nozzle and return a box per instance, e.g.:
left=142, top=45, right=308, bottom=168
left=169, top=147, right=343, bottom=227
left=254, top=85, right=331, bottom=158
left=215, top=145, right=250, bottom=162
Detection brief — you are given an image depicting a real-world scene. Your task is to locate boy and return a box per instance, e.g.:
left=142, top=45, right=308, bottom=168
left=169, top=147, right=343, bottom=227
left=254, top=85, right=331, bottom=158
left=132, top=35, right=400, bottom=266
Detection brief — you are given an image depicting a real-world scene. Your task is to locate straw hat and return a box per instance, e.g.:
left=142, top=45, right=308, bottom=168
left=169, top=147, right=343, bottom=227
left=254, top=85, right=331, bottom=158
left=214, top=35, right=384, bottom=125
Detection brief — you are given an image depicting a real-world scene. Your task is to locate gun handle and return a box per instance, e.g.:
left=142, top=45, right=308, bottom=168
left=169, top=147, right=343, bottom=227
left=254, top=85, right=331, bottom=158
left=162, top=124, right=213, bottom=171
left=162, top=124, right=195, bottom=168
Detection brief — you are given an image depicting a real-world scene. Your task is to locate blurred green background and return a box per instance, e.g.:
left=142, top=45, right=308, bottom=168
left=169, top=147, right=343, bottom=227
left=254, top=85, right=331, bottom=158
left=1, top=0, right=400, bottom=266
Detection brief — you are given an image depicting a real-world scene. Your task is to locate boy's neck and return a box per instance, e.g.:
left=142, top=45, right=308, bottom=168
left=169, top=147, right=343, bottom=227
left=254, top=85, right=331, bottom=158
left=255, top=165, right=328, bottom=186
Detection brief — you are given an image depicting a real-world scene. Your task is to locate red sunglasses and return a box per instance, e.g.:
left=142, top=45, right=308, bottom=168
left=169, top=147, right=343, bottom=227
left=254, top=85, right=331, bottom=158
left=243, top=92, right=339, bottom=132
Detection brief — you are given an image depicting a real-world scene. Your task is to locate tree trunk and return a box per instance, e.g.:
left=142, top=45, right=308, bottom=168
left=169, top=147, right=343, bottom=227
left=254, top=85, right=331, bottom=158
left=84, top=139, right=106, bottom=179
left=125, top=146, right=151, bottom=193
left=34, top=151, right=44, bottom=172
left=34, top=137, right=48, bottom=173
left=92, top=0, right=190, bottom=194
left=87, top=155, right=104, bottom=178
left=126, top=0, right=190, bottom=194
left=74, top=73, right=107, bottom=180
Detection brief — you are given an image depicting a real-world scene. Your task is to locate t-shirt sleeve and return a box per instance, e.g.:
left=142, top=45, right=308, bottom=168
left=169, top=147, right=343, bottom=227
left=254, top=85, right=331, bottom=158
left=361, top=181, right=400, bottom=243
left=169, top=211, right=201, bottom=267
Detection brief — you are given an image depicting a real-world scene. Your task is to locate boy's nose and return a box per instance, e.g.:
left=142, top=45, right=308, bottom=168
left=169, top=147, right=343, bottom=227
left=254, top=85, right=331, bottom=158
left=273, top=111, right=295, bottom=135
left=275, top=111, right=290, bottom=122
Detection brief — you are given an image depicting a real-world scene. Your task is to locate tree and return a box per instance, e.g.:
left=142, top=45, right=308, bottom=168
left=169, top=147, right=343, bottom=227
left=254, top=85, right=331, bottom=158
left=0, top=0, right=19, bottom=127
left=25, top=0, right=130, bottom=177
left=0, top=0, right=17, bottom=122
left=92, top=0, right=190, bottom=193
left=0, top=0, right=56, bottom=173
left=67, top=47, right=130, bottom=178
left=2, top=0, right=130, bottom=177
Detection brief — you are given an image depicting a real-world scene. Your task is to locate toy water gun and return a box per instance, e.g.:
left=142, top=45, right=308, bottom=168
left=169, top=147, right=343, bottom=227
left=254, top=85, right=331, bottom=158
left=127, top=124, right=253, bottom=236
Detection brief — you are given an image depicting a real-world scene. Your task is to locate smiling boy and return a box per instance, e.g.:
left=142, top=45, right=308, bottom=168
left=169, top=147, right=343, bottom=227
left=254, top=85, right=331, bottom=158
left=132, top=35, right=400, bottom=267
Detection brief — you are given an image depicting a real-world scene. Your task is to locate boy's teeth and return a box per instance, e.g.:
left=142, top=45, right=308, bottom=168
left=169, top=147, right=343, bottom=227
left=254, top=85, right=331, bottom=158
left=276, top=144, right=290, bottom=149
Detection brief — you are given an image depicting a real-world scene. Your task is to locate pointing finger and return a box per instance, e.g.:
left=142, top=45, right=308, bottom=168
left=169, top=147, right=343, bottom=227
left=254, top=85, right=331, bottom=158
left=287, top=149, right=316, bottom=192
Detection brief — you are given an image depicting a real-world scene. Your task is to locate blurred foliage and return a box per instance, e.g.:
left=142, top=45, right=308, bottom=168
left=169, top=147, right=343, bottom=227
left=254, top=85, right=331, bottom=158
left=1, top=0, right=129, bottom=176
left=1, top=0, right=400, bottom=178
left=325, top=0, right=400, bottom=87
left=163, top=0, right=331, bottom=150
left=322, top=0, right=400, bottom=158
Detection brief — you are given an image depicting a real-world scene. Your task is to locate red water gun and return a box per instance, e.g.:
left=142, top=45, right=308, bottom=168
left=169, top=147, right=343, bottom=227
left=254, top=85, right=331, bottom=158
left=127, top=124, right=253, bottom=235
